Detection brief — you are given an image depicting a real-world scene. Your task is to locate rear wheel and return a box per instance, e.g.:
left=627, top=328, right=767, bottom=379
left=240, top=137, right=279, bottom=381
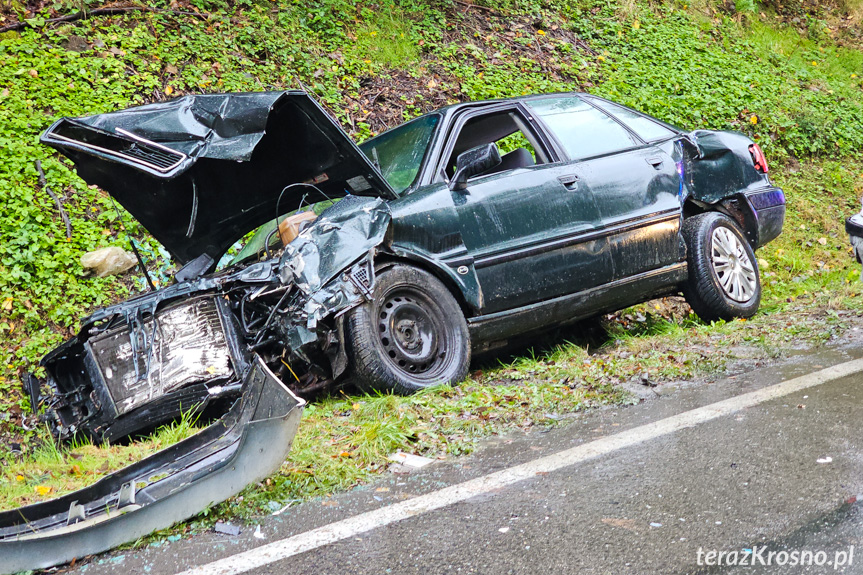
left=345, top=264, right=470, bottom=395
left=682, top=212, right=761, bottom=322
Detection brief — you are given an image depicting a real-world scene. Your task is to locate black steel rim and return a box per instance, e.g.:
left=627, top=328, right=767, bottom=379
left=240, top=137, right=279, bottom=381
left=376, top=288, right=450, bottom=380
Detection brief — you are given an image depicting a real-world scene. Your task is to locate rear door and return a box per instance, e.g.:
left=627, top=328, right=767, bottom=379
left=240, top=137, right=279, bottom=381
left=526, top=96, right=683, bottom=281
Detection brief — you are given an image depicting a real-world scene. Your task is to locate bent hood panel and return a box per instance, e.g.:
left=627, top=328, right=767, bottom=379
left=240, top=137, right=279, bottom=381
left=41, top=91, right=395, bottom=264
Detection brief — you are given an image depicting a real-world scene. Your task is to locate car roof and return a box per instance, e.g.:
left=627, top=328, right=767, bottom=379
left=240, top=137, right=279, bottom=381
left=418, top=90, right=589, bottom=118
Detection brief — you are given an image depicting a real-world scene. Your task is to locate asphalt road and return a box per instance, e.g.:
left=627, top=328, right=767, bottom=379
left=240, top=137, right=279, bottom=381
left=70, top=337, right=863, bottom=575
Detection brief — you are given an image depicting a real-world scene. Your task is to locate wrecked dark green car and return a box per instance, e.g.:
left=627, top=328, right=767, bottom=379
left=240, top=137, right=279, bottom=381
left=29, top=89, right=784, bottom=438
left=2, top=90, right=784, bottom=570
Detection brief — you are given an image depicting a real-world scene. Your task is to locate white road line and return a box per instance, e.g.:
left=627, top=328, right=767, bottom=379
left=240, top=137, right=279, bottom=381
left=176, top=357, right=863, bottom=575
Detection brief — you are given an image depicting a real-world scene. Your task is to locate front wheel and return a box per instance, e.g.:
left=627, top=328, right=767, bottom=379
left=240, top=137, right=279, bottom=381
left=345, top=264, right=470, bottom=395
left=682, top=212, right=761, bottom=322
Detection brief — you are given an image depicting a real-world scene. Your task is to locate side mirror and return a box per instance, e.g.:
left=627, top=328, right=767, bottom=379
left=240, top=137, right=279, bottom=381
left=449, top=143, right=502, bottom=191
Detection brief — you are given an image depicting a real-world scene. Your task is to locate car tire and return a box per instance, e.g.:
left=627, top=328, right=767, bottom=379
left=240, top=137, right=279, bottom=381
left=682, top=212, right=761, bottom=322
left=345, top=264, right=471, bottom=395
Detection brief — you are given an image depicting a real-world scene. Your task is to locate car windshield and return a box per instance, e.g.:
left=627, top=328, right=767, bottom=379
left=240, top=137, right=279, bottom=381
left=359, top=114, right=440, bottom=194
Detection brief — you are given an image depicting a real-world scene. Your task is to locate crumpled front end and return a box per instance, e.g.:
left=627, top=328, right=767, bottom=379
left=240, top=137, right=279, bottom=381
left=10, top=196, right=390, bottom=570
left=30, top=195, right=391, bottom=444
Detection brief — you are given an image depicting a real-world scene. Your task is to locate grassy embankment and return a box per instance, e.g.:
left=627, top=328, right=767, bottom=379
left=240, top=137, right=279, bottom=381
left=0, top=0, right=861, bottom=521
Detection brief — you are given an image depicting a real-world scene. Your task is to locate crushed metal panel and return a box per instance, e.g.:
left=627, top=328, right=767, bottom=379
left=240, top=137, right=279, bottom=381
left=681, top=130, right=770, bottom=204
left=0, top=356, right=304, bottom=573
left=281, top=195, right=391, bottom=294
left=40, top=91, right=396, bottom=264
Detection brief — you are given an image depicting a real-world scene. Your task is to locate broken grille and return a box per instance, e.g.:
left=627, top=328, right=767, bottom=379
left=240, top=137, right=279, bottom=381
left=88, top=298, right=234, bottom=416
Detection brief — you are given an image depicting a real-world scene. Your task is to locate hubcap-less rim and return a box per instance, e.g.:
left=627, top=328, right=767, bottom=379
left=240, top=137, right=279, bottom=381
left=377, top=292, right=447, bottom=377
left=710, top=227, right=757, bottom=303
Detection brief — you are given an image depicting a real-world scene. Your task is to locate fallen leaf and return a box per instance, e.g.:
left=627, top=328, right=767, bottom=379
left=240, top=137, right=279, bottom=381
left=602, top=517, right=639, bottom=530
left=35, top=485, right=53, bottom=496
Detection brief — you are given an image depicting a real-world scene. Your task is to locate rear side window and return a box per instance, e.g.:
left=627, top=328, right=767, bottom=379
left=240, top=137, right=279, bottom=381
left=528, top=96, right=638, bottom=161
left=594, top=100, right=677, bottom=142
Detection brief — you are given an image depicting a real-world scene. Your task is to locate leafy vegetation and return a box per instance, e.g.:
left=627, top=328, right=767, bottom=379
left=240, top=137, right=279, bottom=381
left=0, top=0, right=862, bottom=529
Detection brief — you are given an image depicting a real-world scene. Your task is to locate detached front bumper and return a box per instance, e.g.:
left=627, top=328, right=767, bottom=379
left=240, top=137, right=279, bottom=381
left=0, top=356, right=304, bottom=574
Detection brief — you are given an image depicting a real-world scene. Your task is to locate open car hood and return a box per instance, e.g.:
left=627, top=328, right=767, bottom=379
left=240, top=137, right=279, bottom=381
left=41, top=91, right=396, bottom=264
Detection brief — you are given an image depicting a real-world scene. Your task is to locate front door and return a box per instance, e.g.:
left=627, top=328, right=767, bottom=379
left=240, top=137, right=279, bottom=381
left=439, top=106, right=613, bottom=314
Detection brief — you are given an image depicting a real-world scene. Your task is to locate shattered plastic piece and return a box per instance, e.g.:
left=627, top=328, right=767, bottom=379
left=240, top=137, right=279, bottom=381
left=253, top=525, right=265, bottom=539
left=278, top=211, right=318, bottom=246
left=816, top=456, right=833, bottom=464
left=80, top=246, right=137, bottom=277
left=214, top=522, right=241, bottom=536
left=388, top=452, right=435, bottom=469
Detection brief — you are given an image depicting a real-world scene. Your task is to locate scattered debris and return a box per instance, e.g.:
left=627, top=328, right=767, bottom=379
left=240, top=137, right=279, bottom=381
left=80, top=246, right=137, bottom=277
left=388, top=452, right=435, bottom=470
left=601, top=518, right=639, bottom=530
left=214, top=522, right=241, bottom=536
left=253, top=525, right=265, bottom=539
left=816, top=456, right=833, bottom=464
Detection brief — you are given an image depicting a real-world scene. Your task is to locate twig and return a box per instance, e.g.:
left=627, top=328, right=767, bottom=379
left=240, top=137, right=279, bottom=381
left=0, top=6, right=207, bottom=34
left=453, top=0, right=502, bottom=16
left=35, top=160, right=72, bottom=241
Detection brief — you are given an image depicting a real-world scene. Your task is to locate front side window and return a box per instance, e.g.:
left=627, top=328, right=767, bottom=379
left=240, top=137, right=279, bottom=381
left=591, top=100, right=677, bottom=142
left=359, top=114, right=440, bottom=194
left=528, top=96, right=638, bottom=161
left=442, top=109, right=549, bottom=180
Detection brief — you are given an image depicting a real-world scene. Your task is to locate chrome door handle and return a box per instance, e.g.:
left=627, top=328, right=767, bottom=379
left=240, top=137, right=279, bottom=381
left=646, top=156, right=664, bottom=169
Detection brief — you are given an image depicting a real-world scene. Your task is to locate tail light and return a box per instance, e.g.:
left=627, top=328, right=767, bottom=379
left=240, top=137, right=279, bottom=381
left=749, top=143, right=768, bottom=174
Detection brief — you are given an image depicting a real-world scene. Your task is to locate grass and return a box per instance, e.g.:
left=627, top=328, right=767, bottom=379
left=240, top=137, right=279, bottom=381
left=0, top=408, right=202, bottom=511
left=353, top=9, right=422, bottom=68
